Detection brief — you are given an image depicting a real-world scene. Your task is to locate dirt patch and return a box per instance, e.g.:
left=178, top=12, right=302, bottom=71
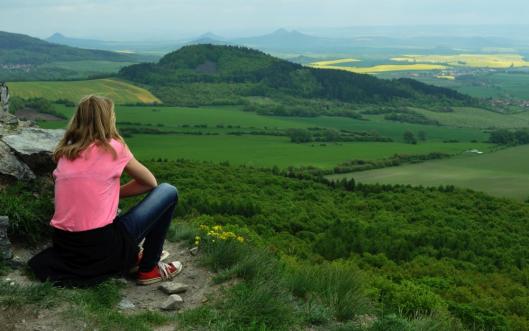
left=1, top=240, right=227, bottom=330
left=15, top=108, right=62, bottom=121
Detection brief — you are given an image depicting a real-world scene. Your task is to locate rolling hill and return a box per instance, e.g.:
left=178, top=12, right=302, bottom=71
left=118, top=44, right=474, bottom=109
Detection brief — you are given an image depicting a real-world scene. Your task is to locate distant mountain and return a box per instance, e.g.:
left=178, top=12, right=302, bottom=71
left=119, top=44, right=473, bottom=107
left=232, top=29, right=335, bottom=52
left=0, top=31, right=132, bottom=65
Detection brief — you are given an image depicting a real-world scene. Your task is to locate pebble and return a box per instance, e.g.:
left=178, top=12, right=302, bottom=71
left=160, top=294, right=183, bottom=310
left=189, top=247, right=199, bottom=256
left=158, top=282, right=189, bottom=294
left=118, top=298, right=135, bottom=310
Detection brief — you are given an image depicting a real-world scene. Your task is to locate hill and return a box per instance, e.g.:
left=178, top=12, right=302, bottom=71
left=118, top=44, right=475, bottom=110
left=0, top=31, right=150, bottom=80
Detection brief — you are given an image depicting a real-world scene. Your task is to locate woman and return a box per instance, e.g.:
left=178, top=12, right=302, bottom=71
left=29, top=95, right=182, bottom=287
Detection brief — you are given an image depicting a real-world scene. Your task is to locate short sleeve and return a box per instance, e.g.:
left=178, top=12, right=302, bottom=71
left=120, top=143, right=133, bottom=165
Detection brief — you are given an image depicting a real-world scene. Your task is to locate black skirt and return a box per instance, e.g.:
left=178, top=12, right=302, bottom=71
left=28, top=219, right=139, bottom=287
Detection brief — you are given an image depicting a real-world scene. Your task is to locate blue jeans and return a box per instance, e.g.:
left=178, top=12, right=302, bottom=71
left=116, top=183, right=178, bottom=272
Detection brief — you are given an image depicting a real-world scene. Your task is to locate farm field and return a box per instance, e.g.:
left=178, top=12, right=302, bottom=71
left=329, top=144, right=529, bottom=200
left=391, top=54, right=529, bottom=68
left=37, top=104, right=491, bottom=168
left=123, top=134, right=489, bottom=168
left=10, top=79, right=160, bottom=104
left=308, top=62, right=446, bottom=73
left=41, top=104, right=488, bottom=142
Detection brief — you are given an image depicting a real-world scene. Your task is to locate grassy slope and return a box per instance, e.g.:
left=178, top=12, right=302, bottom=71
left=332, top=145, right=529, bottom=200
left=10, top=79, right=160, bottom=104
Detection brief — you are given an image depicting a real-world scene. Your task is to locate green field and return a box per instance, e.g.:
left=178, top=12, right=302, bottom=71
left=10, top=79, right=160, bottom=104
left=330, top=145, right=529, bottom=200
left=37, top=104, right=491, bottom=168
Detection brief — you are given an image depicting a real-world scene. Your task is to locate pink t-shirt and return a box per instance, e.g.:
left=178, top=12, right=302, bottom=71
left=50, top=139, right=133, bottom=232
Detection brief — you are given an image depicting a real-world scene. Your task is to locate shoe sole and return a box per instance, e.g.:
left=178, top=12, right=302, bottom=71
left=136, top=262, right=183, bottom=286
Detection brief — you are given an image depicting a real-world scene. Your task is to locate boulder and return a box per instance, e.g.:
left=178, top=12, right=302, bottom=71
left=0, top=140, right=35, bottom=180
left=2, top=127, right=64, bottom=175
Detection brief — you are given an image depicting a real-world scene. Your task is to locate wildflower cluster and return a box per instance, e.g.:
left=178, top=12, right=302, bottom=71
left=195, top=224, right=245, bottom=246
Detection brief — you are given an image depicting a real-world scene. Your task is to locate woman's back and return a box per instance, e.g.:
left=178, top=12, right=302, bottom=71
left=51, top=138, right=132, bottom=232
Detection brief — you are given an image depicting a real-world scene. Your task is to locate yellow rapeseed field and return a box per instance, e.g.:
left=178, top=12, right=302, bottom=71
left=308, top=62, right=446, bottom=74
left=391, top=54, right=529, bottom=68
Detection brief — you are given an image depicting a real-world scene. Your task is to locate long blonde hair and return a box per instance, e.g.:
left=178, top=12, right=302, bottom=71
left=54, top=95, right=124, bottom=161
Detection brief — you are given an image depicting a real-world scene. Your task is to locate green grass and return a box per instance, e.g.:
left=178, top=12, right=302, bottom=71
left=38, top=104, right=491, bottom=168
left=331, top=144, right=529, bottom=200
left=124, top=134, right=490, bottom=168
left=10, top=79, right=160, bottom=104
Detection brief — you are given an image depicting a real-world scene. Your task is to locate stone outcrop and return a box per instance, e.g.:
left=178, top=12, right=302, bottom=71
left=0, top=115, right=64, bottom=180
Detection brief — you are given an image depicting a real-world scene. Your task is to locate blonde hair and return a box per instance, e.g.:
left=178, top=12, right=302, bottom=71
left=53, top=95, right=124, bottom=161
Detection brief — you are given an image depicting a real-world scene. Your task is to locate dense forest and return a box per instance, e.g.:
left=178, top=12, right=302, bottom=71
left=3, top=160, right=528, bottom=330
left=118, top=44, right=476, bottom=110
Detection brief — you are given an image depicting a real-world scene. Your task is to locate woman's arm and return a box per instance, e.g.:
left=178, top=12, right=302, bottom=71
left=120, top=158, right=158, bottom=198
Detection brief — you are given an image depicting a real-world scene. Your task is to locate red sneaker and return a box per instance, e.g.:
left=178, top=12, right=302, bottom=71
left=129, top=249, right=170, bottom=274
left=137, top=261, right=183, bottom=285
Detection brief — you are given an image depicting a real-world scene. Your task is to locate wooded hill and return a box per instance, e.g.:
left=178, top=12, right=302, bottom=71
left=0, top=31, right=134, bottom=65
left=119, top=44, right=475, bottom=108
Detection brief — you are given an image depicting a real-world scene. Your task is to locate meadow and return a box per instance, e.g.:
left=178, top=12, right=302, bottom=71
left=38, top=104, right=491, bottom=168
left=330, top=144, right=529, bottom=200
left=10, top=79, right=160, bottom=104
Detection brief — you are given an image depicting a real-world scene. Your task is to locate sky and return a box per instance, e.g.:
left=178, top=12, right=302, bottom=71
left=0, top=0, right=528, bottom=41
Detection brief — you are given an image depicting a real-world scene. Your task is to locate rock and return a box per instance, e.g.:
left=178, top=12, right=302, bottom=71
left=0, top=112, right=18, bottom=126
left=158, top=282, right=189, bottom=294
left=189, top=247, right=199, bottom=256
left=0, top=141, right=35, bottom=180
left=1, top=128, right=64, bottom=175
left=117, top=298, right=135, bottom=310
left=0, top=216, right=14, bottom=260
left=160, top=294, right=184, bottom=311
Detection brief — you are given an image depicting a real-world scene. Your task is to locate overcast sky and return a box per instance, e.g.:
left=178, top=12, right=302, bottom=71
left=1, top=0, right=528, bottom=40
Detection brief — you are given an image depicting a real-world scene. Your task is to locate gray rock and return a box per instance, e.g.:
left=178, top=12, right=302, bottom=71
left=117, top=298, right=135, bottom=310
left=189, top=246, right=199, bottom=256
left=158, top=282, right=189, bottom=294
left=0, top=112, right=18, bottom=126
left=0, top=216, right=13, bottom=260
left=160, top=294, right=184, bottom=310
left=0, top=141, right=35, bottom=180
left=2, top=128, right=64, bottom=175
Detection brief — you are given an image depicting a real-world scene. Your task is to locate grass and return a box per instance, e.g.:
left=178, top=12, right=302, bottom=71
left=10, top=78, right=160, bottom=104
left=37, top=104, right=491, bottom=168
left=330, top=144, right=529, bottom=200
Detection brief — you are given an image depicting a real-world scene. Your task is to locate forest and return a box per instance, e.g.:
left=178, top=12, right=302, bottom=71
left=2, top=160, right=528, bottom=330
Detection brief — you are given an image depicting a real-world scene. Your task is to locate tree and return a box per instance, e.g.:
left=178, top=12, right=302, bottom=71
left=403, top=131, right=417, bottom=144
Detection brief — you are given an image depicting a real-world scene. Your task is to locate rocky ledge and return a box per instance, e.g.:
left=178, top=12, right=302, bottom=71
left=0, top=114, right=64, bottom=181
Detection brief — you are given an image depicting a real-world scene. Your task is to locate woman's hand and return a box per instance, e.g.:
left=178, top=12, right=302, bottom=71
left=120, top=158, right=157, bottom=198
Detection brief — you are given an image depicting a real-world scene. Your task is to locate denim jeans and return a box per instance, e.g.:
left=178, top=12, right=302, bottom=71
left=116, top=183, right=178, bottom=272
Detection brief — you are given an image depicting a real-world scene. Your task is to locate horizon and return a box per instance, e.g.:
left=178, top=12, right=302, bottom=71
left=2, top=0, right=529, bottom=41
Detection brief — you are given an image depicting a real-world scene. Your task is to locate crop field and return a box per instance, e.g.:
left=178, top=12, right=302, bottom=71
left=10, top=79, right=160, bottom=104
left=124, top=134, right=489, bottom=168
left=410, top=107, right=529, bottom=128
left=37, top=104, right=491, bottom=168
left=308, top=62, right=446, bottom=73
left=391, top=54, right=529, bottom=68
left=329, top=144, right=529, bottom=200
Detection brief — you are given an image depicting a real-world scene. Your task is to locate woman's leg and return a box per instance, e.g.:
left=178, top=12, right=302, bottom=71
left=117, top=183, right=178, bottom=272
